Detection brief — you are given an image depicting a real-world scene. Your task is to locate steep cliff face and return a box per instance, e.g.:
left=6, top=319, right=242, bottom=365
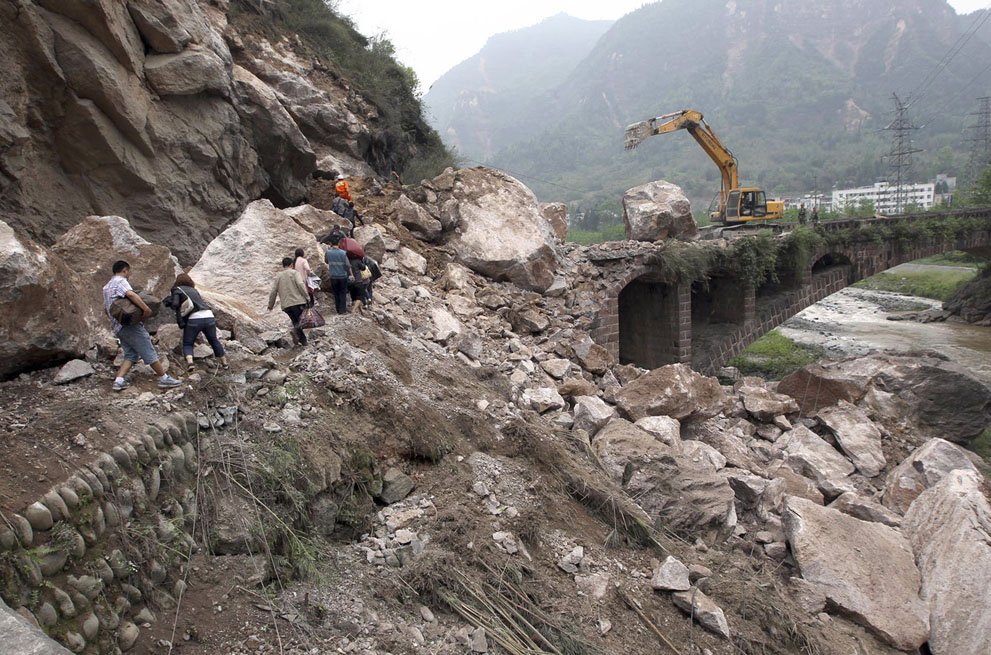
left=0, top=0, right=416, bottom=264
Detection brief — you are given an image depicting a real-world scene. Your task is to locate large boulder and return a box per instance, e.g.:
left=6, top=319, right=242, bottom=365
left=189, top=200, right=323, bottom=329
left=777, top=357, right=889, bottom=415
left=1, top=596, right=74, bottom=654
left=875, top=358, right=991, bottom=445
left=902, top=469, right=991, bottom=655
left=445, top=168, right=558, bottom=293
left=539, top=202, right=568, bottom=240
left=53, top=214, right=181, bottom=307
left=780, top=355, right=991, bottom=442
left=591, top=418, right=670, bottom=482
left=783, top=496, right=929, bottom=650
left=738, top=384, right=799, bottom=422
left=622, top=180, right=696, bottom=242
left=393, top=195, right=442, bottom=242
left=776, top=425, right=855, bottom=496
left=683, top=416, right=763, bottom=472
left=815, top=400, right=885, bottom=477
left=613, top=363, right=726, bottom=422
left=0, top=221, right=91, bottom=378
left=882, top=438, right=980, bottom=514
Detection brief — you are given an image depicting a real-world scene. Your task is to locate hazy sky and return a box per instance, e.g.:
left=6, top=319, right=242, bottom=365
left=335, top=0, right=990, bottom=91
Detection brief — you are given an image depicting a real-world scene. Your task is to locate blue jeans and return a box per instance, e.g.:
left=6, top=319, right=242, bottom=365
left=117, top=323, right=159, bottom=365
left=330, top=278, right=348, bottom=314
left=183, top=317, right=225, bottom=357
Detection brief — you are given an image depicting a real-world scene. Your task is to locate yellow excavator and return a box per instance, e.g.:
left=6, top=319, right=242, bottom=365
left=624, top=109, right=783, bottom=225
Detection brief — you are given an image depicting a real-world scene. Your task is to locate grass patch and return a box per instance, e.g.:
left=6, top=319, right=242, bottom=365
left=727, top=330, right=823, bottom=380
left=567, top=223, right=627, bottom=245
left=914, top=250, right=988, bottom=267
left=853, top=268, right=977, bottom=301
left=972, top=427, right=991, bottom=464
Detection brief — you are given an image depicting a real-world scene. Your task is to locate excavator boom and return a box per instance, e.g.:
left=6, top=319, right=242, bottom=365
left=623, top=109, right=780, bottom=224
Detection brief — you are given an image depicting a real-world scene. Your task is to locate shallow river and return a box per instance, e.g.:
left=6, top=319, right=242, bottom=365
left=776, top=286, right=991, bottom=384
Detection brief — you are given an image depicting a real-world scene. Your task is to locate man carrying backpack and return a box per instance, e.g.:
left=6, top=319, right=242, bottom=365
left=331, top=195, right=364, bottom=236
left=102, top=260, right=182, bottom=391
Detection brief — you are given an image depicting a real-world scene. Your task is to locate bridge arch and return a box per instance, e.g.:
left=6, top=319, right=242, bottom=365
left=585, top=211, right=991, bottom=375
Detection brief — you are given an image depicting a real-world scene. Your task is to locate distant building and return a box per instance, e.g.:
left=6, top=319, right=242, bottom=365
left=782, top=193, right=826, bottom=210
left=831, top=181, right=935, bottom=213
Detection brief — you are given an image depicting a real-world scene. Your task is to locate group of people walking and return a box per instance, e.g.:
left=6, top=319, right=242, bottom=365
left=101, top=175, right=379, bottom=389
left=269, top=230, right=381, bottom=346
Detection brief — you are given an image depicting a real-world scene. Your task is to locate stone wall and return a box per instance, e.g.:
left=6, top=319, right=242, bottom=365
left=0, top=413, right=201, bottom=654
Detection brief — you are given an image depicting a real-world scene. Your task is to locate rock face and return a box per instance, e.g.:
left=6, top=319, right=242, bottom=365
left=0, top=221, right=92, bottom=378
left=0, top=597, right=73, bottom=654
left=815, top=400, right=885, bottom=477
left=613, top=363, right=726, bottom=421
left=882, top=438, right=979, bottom=514
left=189, top=200, right=323, bottom=329
left=902, top=469, right=991, bottom=655
left=780, top=355, right=991, bottom=442
left=444, top=168, right=558, bottom=292
left=622, top=180, right=696, bottom=242
left=783, top=496, right=929, bottom=650
left=539, top=202, right=568, bottom=240
left=0, top=0, right=381, bottom=263
left=591, top=419, right=669, bottom=482
left=777, top=425, right=855, bottom=494
left=875, top=358, right=991, bottom=444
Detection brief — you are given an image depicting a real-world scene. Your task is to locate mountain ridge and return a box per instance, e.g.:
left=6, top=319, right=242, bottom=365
left=427, top=0, right=991, bottom=219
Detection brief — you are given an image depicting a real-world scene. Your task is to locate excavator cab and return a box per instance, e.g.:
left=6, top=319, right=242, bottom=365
left=727, top=188, right=773, bottom=223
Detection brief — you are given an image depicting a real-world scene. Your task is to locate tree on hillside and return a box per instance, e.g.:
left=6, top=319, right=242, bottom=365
left=968, top=167, right=991, bottom=207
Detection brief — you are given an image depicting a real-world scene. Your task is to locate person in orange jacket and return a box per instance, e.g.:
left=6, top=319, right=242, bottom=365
left=335, top=175, right=352, bottom=203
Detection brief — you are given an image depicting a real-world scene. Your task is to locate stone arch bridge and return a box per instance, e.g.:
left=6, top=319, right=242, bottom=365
left=579, top=209, right=991, bottom=376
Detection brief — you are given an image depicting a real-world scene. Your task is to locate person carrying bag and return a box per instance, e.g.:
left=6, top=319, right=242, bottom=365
left=163, top=273, right=229, bottom=371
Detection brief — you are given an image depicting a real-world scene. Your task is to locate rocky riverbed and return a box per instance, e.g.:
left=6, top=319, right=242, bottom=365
left=777, top=286, right=991, bottom=383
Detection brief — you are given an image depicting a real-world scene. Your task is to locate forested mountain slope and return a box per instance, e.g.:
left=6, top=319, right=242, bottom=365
left=427, top=0, right=991, bottom=220
left=424, top=13, right=612, bottom=161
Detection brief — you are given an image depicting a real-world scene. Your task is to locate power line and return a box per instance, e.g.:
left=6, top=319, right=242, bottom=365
left=915, top=58, right=991, bottom=128
left=906, top=5, right=991, bottom=109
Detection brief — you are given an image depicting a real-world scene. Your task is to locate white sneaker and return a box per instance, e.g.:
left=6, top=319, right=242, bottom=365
left=112, top=378, right=131, bottom=392
left=158, top=375, right=182, bottom=388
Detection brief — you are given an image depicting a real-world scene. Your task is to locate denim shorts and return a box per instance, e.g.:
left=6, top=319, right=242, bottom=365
left=117, top=323, right=159, bottom=365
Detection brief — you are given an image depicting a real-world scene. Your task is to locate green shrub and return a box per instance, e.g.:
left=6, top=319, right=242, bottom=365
left=727, top=330, right=822, bottom=380
left=972, top=426, right=991, bottom=464
left=230, top=0, right=453, bottom=177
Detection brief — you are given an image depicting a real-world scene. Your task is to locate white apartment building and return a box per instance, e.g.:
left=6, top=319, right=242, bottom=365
left=831, top=181, right=935, bottom=213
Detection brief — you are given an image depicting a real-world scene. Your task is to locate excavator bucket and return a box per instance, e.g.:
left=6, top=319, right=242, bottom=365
left=624, top=121, right=650, bottom=150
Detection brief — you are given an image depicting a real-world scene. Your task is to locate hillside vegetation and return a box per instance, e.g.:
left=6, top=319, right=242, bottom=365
left=426, top=0, right=991, bottom=220
left=232, top=0, right=455, bottom=181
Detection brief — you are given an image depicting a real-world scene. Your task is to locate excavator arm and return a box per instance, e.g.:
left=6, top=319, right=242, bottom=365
left=624, top=110, right=739, bottom=217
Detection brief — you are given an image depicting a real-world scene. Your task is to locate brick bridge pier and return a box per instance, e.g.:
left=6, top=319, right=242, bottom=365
left=586, top=212, right=991, bottom=376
